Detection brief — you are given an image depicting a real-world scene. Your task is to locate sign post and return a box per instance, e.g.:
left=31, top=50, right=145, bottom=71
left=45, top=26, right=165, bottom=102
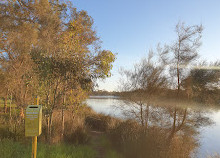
left=25, top=97, right=42, bottom=158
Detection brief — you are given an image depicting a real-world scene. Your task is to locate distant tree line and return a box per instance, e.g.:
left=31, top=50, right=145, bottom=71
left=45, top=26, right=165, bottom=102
left=120, top=22, right=220, bottom=105
left=90, top=90, right=120, bottom=96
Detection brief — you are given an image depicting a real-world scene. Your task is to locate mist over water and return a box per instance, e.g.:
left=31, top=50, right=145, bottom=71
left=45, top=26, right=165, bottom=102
left=86, top=96, right=220, bottom=157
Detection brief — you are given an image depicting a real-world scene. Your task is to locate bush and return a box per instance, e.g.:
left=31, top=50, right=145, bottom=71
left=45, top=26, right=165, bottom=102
left=0, top=127, right=14, bottom=139
left=108, top=120, right=143, bottom=158
left=0, top=122, right=26, bottom=142
left=40, top=109, right=90, bottom=144
left=85, top=113, right=120, bottom=132
left=108, top=119, right=199, bottom=158
left=64, top=126, right=90, bottom=144
left=108, top=120, right=171, bottom=158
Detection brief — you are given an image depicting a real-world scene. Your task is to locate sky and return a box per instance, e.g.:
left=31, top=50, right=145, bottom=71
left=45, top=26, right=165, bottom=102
left=72, top=0, right=220, bottom=91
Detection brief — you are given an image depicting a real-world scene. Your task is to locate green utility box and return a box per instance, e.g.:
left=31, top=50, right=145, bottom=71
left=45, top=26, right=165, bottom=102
left=25, top=105, right=42, bottom=137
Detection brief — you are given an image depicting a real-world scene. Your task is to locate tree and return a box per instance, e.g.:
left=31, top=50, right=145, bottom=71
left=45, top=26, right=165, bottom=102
left=0, top=69, right=8, bottom=113
left=0, top=0, right=39, bottom=116
left=119, top=50, right=167, bottom=126
left=182, top=61, right=220, bottom=103
left=169, top=22, right=203, bottom=96
left=165, top=22, right=203, bottom=140
left=0, top=0, right=116, bottom=141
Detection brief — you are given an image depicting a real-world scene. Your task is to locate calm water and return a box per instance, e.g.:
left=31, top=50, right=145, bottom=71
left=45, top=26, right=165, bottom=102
left=86, top=96, right=220, bottom=157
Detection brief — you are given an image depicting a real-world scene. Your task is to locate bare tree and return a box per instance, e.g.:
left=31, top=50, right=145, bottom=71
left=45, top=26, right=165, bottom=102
left=165, top=22, right=204, bottom=140
left=119, top=50, right=168, bottom=126
left=170, top=22, right=203, bottom=96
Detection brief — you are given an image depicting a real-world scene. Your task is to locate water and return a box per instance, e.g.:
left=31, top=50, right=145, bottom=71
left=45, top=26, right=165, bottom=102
left=198, top=110, right=220, bottom=156
left=85, top=97, right=123, bottom=118
left=86, top=96, right=220, bottom=157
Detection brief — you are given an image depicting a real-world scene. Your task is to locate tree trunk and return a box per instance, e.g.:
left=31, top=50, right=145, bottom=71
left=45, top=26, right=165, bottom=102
left=9, top=95, right=12, bottom=116
left=61, top=94, right=66, bottom=140
left=46, top=116, right=50, bottom=141
left=14, top=123, right=17, bottom=141
left=61, top=108, right=65, bottom=140
left=9, top=94, right=12, bottom=123
left=140, top=103, right=144, bottom=127
left=4, top=94, right=8, bottom=113
left=177, top=43, right=180, bottom=97
left=176, top=108, right=187, bottom=132
left=20, top=106, right=25, bottom=119
left=48, top=112, right=53, bottom=143
left=177, top=61, right=180, bottom=97
left=145, top=104, right=149, bottom=127
left=48, top=79, right=59, bottom=143
left=170, top=108, right=177, bottom=139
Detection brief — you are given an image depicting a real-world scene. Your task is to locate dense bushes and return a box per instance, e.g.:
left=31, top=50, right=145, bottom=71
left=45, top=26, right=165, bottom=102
left=0, top=118, right=26, bottom=142
left=0, top=127, right=14, bottom=140
left=39, top=107, right=92, bottom=144
left=0, top=106, right=93, bottom=144
left=85, top=113, right=121, bottom=132
left=108, top=120, right=197, bottom=158
left=64, top=126, right=89, bottom=144
left=108, top=120, right=166, bottom=158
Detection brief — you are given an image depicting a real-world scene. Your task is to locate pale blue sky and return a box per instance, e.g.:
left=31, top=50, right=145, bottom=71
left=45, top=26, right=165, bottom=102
left=73, top=0, right=220, bottom=91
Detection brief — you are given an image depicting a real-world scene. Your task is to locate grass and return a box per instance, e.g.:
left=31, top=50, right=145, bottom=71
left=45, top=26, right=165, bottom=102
left=0, top=139, right=97, bottom=158
left=99, top=135, right=124, bottom=158
left=105, top=150, right=124, bottom=158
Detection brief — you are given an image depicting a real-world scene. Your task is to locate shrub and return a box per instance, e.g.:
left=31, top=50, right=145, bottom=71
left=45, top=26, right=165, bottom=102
left=0, top=127, right=14, bottom=139
left=0, top=122, right=26, bottom=142
left=108, top=119, right=199, bottom=158
left=40, top=109, right=90, bottom=144
left=64, top=125, right=90, bottom=144
left=108, top=120, right=174, bottom=158
left=85, top=113, right=120, bottom=132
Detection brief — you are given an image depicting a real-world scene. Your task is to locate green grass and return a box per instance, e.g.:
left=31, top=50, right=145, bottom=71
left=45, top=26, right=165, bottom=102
left=105, top=150, right=124, bottom=158
left=99, top=136, right=124, bottom=158
left=0, top=139, right=97, bottom=158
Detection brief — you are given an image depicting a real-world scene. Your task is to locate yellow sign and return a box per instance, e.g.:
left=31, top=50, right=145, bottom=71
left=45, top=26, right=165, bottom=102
left=25, top=105, right=42, bottom=137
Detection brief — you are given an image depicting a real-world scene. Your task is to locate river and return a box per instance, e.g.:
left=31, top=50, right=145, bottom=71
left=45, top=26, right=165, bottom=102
left=86, top=96, right=220, bottom=157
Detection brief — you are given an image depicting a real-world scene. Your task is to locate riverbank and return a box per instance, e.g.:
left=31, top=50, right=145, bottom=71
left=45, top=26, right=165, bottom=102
left=86, top=97, right=220, bottom=158
left=1, top=98, right=220, bottom=158
left=0, top=103, right=123, bottom=158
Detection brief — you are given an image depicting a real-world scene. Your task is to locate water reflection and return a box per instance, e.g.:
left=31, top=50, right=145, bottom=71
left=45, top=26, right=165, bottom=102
left=199, top=110, right=220, bottom=156
left=86, top=97, right=220, bottom=157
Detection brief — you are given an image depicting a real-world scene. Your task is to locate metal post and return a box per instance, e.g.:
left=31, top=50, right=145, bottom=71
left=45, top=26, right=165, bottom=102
left=32, top=96, right=39, bottom=158
left=32, top=136, right=37, bottom=158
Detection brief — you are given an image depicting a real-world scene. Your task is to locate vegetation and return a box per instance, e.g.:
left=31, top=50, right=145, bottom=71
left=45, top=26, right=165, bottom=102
left=0, top=139, right=96, bottom=158
left=90, top=90, right=120, bottom=96
left=107, top=105, right=212, bottom=158
left=0, top=0, right=115, bottom=143
left=0, top=0, right=219, bottom=157
left=119, top=22, right=219, bottom=129
left=115, top=22, right=219, bottom=158
left=0, top=0, right=118, bottom=157
left=119, top=22, right=219, bottom=105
